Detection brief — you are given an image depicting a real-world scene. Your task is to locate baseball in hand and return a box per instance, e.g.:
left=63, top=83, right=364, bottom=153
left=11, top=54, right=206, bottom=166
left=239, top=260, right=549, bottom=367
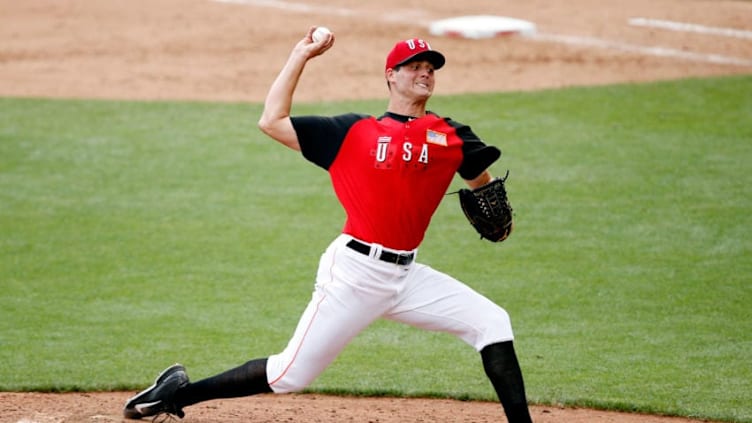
left=312, top=26, right=332, bottom=43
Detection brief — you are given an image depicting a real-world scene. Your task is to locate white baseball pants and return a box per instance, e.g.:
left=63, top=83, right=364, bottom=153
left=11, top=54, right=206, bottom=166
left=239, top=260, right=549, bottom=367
left=266, top=234, right=514, bottom=393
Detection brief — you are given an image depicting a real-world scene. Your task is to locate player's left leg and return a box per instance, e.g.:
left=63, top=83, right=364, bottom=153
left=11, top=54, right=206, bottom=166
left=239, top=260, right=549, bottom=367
left=480, top=341, right=533, bottom=423
left=383, top=263, right=533, bottom=423
left=384, top=262, right=513, bottom=348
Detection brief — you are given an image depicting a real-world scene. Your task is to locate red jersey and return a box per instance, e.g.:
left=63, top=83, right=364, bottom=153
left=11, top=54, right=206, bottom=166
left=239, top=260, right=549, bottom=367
left=292, top=112, right=500, bottom=250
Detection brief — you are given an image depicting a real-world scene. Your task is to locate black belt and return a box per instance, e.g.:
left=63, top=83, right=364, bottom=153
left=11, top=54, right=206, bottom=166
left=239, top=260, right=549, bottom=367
left=346, top=239, right=415, bottom=265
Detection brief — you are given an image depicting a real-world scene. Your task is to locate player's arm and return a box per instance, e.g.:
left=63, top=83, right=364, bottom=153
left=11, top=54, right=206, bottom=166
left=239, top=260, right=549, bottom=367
left=464, top=170, right=494, bottom=190
left=450, top=120, right=501, bottom=187
left=258, top=27, right=334, bottom=151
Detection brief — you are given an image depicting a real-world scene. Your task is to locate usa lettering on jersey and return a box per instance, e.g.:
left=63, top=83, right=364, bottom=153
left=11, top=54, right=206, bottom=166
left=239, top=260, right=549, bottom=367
left=374, top=136, right=430, bottom=168
left=376, top=136, right=392, bottom=162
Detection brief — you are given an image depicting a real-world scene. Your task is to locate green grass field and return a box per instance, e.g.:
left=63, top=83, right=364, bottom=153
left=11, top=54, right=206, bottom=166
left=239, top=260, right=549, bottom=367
left=1, top=75, right=750, bottom=422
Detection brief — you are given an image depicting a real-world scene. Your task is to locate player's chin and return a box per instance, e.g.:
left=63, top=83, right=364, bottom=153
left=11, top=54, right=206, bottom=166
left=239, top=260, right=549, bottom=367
left=413, top=87, right=433, bottom=99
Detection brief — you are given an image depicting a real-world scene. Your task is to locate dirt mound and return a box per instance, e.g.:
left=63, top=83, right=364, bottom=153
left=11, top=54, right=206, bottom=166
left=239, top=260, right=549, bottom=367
left=0, top=392, right=717, bottom=422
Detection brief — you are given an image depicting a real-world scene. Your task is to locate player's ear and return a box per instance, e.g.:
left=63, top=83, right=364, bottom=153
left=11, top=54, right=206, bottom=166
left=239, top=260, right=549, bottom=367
left=385, top=67, right=397, bottom=90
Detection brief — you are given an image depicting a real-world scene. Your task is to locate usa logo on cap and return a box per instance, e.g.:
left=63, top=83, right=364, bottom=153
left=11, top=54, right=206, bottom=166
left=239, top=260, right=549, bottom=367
left=385, top=38, right=446, bottom=71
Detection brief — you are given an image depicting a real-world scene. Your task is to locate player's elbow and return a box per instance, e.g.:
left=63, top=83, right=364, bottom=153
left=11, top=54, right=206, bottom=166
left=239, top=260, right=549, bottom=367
left=257, top=114, right=275, bottom=137
left=257, top=115, right=301, bottom=151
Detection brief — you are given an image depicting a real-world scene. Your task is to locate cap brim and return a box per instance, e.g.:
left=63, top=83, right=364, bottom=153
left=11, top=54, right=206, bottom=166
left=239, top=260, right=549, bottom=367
left=395, top=50, right=446, bottom=70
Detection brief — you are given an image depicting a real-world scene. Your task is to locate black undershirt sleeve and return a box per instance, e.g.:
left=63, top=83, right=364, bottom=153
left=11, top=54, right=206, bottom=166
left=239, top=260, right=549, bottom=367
left=291, top=113, right=368, bottom=170
left=446, top=118, right=502, bottom=180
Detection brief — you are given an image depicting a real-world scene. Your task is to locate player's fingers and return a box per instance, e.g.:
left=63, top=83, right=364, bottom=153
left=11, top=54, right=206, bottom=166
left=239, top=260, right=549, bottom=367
left=292, top=29, right=333, bottom=59
left=307, top=34, right=335, bottom=57
left=305, top=26, right=317, bottom=42
left=319, top=33, right=335, bottom=50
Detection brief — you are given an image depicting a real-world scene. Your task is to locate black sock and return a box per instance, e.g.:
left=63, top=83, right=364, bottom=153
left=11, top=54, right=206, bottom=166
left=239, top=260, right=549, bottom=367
left=175, top=358, right=273, bottom=408
left=481, top=341, right=533, bottom=423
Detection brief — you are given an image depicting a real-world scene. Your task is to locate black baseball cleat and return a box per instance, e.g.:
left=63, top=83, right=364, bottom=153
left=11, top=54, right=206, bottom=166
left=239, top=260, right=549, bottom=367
left=123, top=363, right=190, bottom=419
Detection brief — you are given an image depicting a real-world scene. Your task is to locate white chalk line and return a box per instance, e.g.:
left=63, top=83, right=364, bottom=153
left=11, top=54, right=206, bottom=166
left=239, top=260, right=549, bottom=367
left=214, top=0, right=355, bottom=17
left=629, top=17, right=752, bottom=40
left=212, top=0, right=752, bottom=67
left=529, top=33, right=752, bottom=67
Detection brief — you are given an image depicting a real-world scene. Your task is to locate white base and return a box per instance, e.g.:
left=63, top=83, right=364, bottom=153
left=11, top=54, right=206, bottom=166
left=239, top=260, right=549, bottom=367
left=429, top=15, right=537, bottom=39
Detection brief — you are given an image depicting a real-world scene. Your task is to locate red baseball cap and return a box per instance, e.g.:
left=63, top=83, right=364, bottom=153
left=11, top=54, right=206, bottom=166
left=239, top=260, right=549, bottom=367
left=385, top=38, right=446, bottom=71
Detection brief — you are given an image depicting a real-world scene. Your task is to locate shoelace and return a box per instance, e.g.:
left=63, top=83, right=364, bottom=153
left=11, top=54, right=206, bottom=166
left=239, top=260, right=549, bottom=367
left=151, top=412, right=179, bottom=423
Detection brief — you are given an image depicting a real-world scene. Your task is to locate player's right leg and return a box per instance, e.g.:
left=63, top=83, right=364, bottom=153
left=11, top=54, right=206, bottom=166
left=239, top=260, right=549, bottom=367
left=126, top=235, right=400, bottom=418
left=266, top=235, right=405, bottom=393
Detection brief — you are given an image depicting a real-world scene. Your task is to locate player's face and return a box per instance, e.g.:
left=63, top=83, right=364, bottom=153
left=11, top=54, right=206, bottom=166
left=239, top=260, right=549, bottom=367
left=392, top=60, right=435, bottom=99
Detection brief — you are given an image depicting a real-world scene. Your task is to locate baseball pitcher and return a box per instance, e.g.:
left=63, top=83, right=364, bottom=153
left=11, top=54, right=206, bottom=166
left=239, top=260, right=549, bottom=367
left=124, top=27, right=532, bottom=423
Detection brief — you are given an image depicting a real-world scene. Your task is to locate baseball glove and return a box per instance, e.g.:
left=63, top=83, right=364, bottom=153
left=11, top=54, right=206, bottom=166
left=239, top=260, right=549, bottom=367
left=458, top=171, right=514, bottom=242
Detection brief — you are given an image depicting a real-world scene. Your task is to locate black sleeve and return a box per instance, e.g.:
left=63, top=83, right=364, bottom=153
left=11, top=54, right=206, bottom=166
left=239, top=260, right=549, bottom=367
left=446, top=119, right=502, bottom=180
left=291, top=113, right=368, bottom=170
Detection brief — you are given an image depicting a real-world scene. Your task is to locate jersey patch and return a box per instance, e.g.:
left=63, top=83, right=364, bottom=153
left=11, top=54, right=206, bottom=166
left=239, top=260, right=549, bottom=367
left=426, top=129, right=448, bottom=146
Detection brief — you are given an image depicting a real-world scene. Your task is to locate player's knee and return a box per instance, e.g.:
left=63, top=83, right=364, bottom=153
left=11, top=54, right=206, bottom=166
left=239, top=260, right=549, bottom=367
left=267, top=354, right=318, bottom=394
left=489, top=307, right=513, bottom=332
left=476, top=307, right=514, bottom=349
left=269, top=376, right=314, bottom=394
left=267, top=362, right=317, bottom=394
left=267, top=365, right=318, bottom=393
